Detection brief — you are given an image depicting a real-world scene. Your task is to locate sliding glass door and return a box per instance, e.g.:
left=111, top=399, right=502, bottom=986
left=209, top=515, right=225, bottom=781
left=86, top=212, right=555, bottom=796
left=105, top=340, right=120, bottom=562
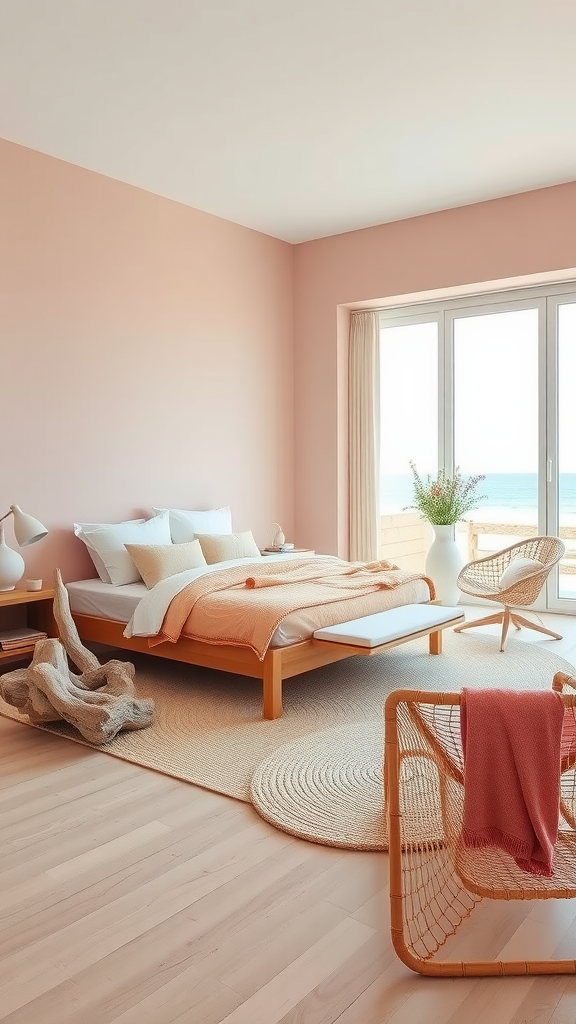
left=450, top=302, right=544, bottom=592
left=379, top=316, right=439, bottom=572
left=380, top=317, right=439, bottom=510
left=379, top=284, right=576, bottom=612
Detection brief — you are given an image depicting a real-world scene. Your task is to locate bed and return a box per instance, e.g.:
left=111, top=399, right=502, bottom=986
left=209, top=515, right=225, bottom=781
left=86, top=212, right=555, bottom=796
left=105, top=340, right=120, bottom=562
left=66, top=552, right=436, bottom=719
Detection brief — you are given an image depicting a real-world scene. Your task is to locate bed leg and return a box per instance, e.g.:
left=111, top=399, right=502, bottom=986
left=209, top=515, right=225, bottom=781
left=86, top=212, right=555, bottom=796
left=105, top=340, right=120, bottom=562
left=263, top=649, right=283, bottom=719
left=429, top=629, right=442, bottom=655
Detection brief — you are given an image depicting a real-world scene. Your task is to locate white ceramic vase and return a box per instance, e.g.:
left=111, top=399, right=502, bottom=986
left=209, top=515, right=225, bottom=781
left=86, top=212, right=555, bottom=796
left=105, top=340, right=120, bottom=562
left=0, top=523, right=25, bottom=592
left=424, top=523, right=464, bottom=606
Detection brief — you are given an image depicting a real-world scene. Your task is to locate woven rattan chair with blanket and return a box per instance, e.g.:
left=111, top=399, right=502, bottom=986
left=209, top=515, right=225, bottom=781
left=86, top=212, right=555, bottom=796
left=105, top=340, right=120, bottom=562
left=454, top=535, right=565, bottom=651
left=384, top=676, right=576, bottom=977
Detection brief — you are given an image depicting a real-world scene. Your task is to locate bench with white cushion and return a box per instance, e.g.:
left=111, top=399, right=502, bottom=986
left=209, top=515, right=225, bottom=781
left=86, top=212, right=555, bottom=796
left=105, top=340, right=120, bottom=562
left=313, top=603, right=464, bottom=656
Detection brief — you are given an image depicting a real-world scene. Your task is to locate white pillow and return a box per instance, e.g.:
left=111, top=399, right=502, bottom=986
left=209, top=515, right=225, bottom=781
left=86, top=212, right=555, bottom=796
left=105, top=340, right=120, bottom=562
left=195, top=530, right=261, bottom=564
left=79, top=512, right=172, bottom=586
left=74, top=519, right=145, bottom=582
left=499, top=557, right=544, bottom=590
left=154, top=506, right=232, bottom=545
left=125, top=540, right=207, bottom=589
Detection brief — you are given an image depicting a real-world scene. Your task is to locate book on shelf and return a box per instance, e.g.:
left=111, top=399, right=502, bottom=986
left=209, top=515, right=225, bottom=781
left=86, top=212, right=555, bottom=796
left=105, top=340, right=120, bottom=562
left=0, top=627, right=48, bottom=650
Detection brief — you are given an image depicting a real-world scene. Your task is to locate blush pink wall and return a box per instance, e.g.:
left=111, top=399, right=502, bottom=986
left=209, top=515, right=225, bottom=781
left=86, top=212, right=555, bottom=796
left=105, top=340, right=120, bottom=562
left=1, top=139, right=294, bottom=583
left=5, top=136, right=576, bottom=582
left=293, top=183, right=576, bottom=557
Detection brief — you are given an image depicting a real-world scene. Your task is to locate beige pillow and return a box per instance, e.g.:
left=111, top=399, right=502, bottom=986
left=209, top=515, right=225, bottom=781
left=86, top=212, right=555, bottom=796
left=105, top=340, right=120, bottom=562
left=196, top=530, right=261, bottom=564
left=125, top=540, right=207, bottom=589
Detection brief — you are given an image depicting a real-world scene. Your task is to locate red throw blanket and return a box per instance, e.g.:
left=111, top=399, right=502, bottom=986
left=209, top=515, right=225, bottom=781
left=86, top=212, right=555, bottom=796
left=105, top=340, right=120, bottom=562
left=460, top=688, right=565, bottom=876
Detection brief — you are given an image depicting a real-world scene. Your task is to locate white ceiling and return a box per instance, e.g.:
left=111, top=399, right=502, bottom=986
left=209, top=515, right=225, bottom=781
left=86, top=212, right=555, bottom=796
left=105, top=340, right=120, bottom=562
left=2, top=0, right=576, bottom=243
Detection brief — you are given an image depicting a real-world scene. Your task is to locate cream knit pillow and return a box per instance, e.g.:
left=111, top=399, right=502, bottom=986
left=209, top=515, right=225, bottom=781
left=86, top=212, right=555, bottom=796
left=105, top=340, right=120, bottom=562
left=195, top=530, right=261, bottom=564
left=125, top=540, right=207, bottom=589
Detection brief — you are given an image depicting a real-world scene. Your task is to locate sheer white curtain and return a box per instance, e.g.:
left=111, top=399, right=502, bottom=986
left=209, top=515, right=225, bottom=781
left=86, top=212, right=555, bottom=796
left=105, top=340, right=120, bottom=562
left=349, top=310, right=380, bottom=561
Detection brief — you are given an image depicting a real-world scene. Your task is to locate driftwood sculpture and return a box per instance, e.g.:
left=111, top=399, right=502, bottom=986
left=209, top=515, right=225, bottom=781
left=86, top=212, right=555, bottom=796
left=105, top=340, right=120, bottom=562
left=0, top=569, right=154, bottom=744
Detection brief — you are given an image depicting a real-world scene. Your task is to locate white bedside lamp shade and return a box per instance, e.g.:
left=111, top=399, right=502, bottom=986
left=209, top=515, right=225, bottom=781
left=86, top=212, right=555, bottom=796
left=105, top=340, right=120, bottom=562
left=0, top=505, right=48, bottom=592
left=11, top=505, right=48, bottom=546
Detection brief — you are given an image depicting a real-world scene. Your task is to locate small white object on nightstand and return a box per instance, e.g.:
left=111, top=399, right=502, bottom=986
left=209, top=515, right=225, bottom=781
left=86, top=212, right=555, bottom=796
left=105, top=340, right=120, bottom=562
left=270, top=522, right=285, bottom=548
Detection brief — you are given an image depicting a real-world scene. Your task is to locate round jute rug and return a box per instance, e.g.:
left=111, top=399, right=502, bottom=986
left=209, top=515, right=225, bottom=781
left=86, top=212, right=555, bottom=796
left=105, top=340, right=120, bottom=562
left=249, top=636, right=575, bottom=850
left=250, top=720, right=446, bottom=851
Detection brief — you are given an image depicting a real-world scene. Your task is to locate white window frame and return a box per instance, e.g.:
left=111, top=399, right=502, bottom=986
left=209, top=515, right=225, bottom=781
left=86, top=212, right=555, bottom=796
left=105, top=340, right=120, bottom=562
left=380, top=281, right=576, bottom=615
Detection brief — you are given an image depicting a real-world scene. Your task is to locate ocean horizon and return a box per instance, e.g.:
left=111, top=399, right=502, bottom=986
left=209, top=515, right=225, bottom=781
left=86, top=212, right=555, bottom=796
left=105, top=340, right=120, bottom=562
left=381, top=472, right=576, bottom=515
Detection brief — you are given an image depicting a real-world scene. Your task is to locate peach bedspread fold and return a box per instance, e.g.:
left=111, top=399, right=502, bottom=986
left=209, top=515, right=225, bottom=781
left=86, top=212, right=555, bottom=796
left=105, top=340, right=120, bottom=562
left=244, top=558, right=403, bottom=589
left=149, top=556, right=435, bottom=660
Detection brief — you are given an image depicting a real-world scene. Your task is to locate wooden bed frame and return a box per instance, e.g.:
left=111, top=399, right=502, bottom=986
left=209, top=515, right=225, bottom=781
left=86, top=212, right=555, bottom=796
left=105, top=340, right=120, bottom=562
left=71, top=607, right=462, bottom=720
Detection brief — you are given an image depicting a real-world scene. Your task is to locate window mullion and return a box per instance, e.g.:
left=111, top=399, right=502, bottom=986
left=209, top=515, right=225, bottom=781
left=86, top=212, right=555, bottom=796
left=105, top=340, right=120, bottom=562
left=439, top=310, right=453, bottom=474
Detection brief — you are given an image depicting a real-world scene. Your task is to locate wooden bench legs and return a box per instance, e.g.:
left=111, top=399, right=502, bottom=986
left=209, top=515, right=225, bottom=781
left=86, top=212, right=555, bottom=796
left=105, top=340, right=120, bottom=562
left=261, top=621, right=455, bottom=719
left=429, top=629, right=443, bottom=655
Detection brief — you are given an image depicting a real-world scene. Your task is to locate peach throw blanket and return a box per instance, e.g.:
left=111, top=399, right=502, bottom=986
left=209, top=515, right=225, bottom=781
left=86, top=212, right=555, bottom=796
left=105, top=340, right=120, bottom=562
left=460, top=688, right=565, bottom=876
left=150, top=557, right=434, bottom=660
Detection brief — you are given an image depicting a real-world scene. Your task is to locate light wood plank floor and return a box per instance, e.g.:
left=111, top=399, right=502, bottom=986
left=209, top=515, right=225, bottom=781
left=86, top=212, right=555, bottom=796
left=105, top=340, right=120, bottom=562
left=2, top=607, right=576, bottom=1024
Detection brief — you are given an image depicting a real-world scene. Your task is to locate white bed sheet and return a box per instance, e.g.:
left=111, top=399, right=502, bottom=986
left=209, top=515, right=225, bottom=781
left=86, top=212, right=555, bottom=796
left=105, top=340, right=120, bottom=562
left=66, top=563, right=431, bottom=648
left=66, top=579, right=148, bottom=621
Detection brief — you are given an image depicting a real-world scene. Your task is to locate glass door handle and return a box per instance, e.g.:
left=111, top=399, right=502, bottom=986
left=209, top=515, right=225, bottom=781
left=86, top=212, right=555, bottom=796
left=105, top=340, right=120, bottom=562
left=547, top=459, right=553, bottom=483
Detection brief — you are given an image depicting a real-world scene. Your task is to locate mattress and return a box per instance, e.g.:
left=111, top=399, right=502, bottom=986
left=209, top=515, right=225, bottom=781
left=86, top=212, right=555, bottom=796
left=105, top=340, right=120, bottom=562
left=66, top=574, right=432, bottom=647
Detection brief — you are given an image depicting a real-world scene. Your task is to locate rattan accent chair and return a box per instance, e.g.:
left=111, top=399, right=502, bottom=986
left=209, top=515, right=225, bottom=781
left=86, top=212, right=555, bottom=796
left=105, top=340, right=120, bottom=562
left=384, top=676, right=576, bottom=977
left=454, top=535, right=565, bottom=651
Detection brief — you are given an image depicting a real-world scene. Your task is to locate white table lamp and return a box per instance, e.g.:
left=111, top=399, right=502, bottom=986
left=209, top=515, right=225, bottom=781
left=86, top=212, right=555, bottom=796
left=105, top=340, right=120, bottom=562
left=270, top=522, right=285, bottom=548
left=0, top=505, right=48, bottom=591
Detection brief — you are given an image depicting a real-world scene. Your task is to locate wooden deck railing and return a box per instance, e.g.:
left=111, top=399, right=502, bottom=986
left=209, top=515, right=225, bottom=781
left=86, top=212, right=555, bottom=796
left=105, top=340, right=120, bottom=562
left=379, top=512, right=576, bottom=576
left=466, top=522, right=576, bottom=573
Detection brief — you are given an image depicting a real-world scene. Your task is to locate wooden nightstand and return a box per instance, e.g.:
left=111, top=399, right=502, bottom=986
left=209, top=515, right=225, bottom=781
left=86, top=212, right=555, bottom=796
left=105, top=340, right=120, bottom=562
left=0, top=587, right=56, bottom=668
left=260, top=548, right=315, bottom=556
